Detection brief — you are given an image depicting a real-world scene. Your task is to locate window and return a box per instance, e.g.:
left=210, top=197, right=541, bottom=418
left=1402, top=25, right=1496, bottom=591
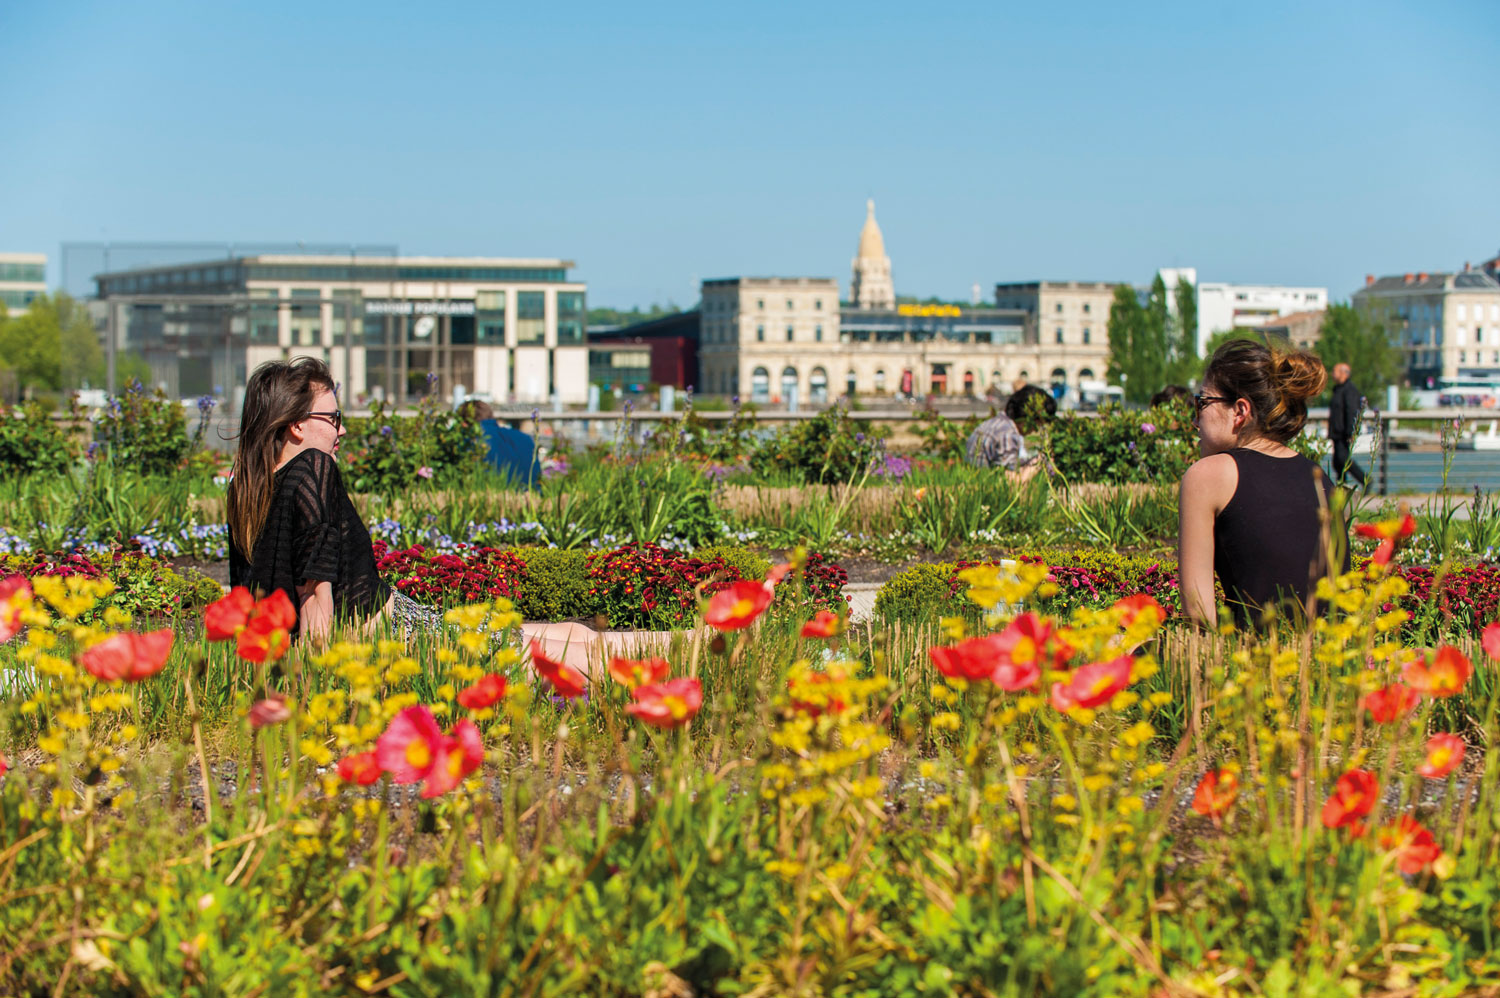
left=874, top=369, right=887, bottom=392
left=1082, top=327, right=1091, bottom=344
left=1055, top=327, right=1064, bottom=344
left=756, top=299, right=764, bottom=310
left=1050, top=367, right=1067, bottom=388
left=516, top=291, right=545, bottom=345
left=1458, top=304, right=1468, bottom=321
left=786, top=299, right=793, bottom=310
left=756, top=324, right=765, bottom=342
left=477, top=290, right=506, bottom=344
left=556, top=291, right=585, bottom=345
left=1078, top=368, right=1095, bottom=380
left=290, top=288, right=321, bottom=346
left=815, top=324, right=823, bottom=342
left=786, top=325, right=794, bottom=342
left=1055, top=302, right=1063, bottom=313
left=751, top=367, right=770, bottom=402
left=815, top=300, right=823, bottom=310
left=1458, top=327, right=1468, bottom=346
left=1083, top=303, right=1091, bottom=314
left=781, top=366, right=798, bottom=401
left=810, top=367, right=828, bottom=403
left=845, top=370, right=857, bottom=395
left=1492, top=305, right=1499, bottom=322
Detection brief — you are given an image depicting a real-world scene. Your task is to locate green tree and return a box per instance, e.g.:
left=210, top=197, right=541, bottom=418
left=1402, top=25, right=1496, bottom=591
left=1106, top=283, right=1161, bottom=403
left=0, top=292, right=104, bottom=393
left=1316, top=302, right=1402, bottom=403
left=1170, top=277, right=1199, bottom=383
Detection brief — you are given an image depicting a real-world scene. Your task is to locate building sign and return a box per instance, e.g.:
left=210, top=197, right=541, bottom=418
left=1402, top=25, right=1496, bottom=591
left=897, top=303, right=962, bottom=318
left=364, top=300, right=476, bottom=316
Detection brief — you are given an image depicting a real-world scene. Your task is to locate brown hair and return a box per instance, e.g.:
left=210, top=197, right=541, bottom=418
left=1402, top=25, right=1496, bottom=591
left=1202, top=338, right=1326, bottom=443
left=227, top=357, right=336, bottom=561
left=458, top=398, right=495, bottom=421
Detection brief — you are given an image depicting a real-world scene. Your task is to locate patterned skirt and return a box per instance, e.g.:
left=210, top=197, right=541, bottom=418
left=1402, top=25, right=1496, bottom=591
left=388, top=589, right=446, bottom=636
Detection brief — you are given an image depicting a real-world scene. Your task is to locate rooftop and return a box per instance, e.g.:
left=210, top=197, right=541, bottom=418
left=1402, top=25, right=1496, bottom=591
left=1358, top=271, right=1500, bottom=294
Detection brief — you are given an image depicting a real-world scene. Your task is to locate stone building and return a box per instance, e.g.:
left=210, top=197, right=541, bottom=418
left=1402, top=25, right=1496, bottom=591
left=1352, top=268, right=1500, bottom=386
left=850, top=200, right=894, bottom=310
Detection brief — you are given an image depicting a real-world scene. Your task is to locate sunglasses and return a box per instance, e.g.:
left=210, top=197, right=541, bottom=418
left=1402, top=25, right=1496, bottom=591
left=1192, top=394, right=1235, bottom=416
left=306, top=409, right=344, bottom=431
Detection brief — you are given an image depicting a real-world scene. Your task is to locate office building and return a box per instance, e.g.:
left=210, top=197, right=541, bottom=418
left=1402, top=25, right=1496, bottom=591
left=0, top=253, right=47, bottom=315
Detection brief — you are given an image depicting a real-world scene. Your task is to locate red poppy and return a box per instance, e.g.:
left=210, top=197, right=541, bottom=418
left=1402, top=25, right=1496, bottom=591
left=1354, top=514, right=1416, bottom=566
left=1377, top=815, right=1443, bottom=874
left=1417, top=733, right=1464, bottom=779
left=0, top=751, right=7, bottom=777
left=1484, top=622, right=1500, bottom=662
left=1191, top=769, right=1239, bottom=820
left=376, top=705, right=447, bottom=785
left=1049, top=656, right=1132, bottom=712
left=249, top=695, right=292, bottom=729
left=765, top=562, right=794, bottom=589
left=236, top=590, right=298, bottom=664
left=607, top=656, right=670, bottom=690
left=929, top=635, right=1004, bottom=683
left=337, top=751, right=381, bottom=785
left=79, top=629, right=174, bottom=683
left=704, top=580, right=772, bottom=631
left=1363, top=683, right=1421, bottom=723
left=1402, top=645, right=1473, bottom=698
left=531, top=640, right=588, bottom=698
left=626, top=677, right=704, bottom=729
left=1113, top=593, right=1167, bottom=628
left=203, top=586, right=255, bottom=641
left=800, top=611, right=844, bottom=639
left=1321, top=768, right=1378, bottom=829
left=457, top=673, right=509, bottom=710
left=420, top=718, right=484, bottom=798
left=0, top=575, right=32, bottom=643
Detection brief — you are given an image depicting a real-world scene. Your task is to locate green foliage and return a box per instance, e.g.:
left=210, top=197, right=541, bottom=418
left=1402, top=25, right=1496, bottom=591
left=1174, top=276, right=1199, bottom=380
left=1318, top=302, right=1403, bottom=402
left=0, top=400, right=77, bottom=474
left=509, top=547, right=593, bottom=620
left=586, top=302, right=681, bottom=327
left=342, top=397, right=486, bottom=495
left=692, top=543, right=772, bottom=582
left=1106, top=284, right=1154, bottom=403
left=93, top=381, right=192, bottom=476
left=910, top=406, right=984, bottom=461
left=0, top=291, right=105, bottom=393
left=873, top=561, right=961, bottom=624
left=1049, top=407, right=1199, bottom=483
left=748, top=406, right=887, bottom=484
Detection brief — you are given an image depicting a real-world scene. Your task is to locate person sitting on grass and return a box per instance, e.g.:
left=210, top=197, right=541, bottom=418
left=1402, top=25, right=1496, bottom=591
left=227, top=357, right=442, bottom=645
left=965, top=383, right=1056, bottom=479
left=1177, top=339, right=1346, bottom=630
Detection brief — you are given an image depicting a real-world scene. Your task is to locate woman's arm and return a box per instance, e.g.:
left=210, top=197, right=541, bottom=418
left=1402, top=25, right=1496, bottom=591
left=1178, top=455, right=1235, bottom=628
left=297, top=579, right=335, bottom=647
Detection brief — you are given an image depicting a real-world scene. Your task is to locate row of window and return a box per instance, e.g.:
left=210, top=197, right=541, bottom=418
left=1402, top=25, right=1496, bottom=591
left=1055, top=327, right=1093, bottom=344
left=1456, top=304, right=1500, bottom=321
left=103, top=264, right=571, bottom=295
left=717, top=364, right=1099, bottom=400
left=1454, top=327, right=1500, bottom=347
left=1054, top=301, right=1094, bottom=314
left=1457, top=351, right=1500, bottom=365
left=0, top=263, right=45, bottom=283
left=0, top=289, right=40, bottom=309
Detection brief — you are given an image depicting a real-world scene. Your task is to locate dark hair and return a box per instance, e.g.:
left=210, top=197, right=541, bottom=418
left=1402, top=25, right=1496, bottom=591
left=227, top=357, right=336, bottom=561
left=1202, top=338, right=1326, bottom=443
left=1149, top=384, right=1191, bottom=408
left=458, top=399, right=495, bottom=421
left=1005, top=384, right=1058, bottom=426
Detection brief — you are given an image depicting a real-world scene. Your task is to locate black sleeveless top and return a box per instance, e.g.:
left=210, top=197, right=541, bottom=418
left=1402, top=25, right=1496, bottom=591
left=1213, top=448, right=1342, bottom=629
left=229, top=449, right=389, bottom=636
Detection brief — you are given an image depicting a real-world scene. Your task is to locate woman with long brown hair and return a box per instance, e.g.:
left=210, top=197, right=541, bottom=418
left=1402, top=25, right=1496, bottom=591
left=227, top=358, right=435, bottom=643
left=1177, top=339, right=1346, bottom=630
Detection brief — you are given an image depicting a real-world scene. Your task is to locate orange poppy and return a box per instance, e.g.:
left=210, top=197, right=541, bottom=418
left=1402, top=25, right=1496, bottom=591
left=1402, top=645, right=1472, bottom=698
left=1113, top=593, right=1166, bottom=627
left=1377, top=815, right=1442, bottom=874
left=1483, top=621, right=1500, bottom=661
left=1321, top=768, right=1378, bottom=829
left=203, top=586, right=255, bottom=641
left=607, top=656, right=670, bottom=690
left=531, top=640, right=588, bottom=698
left=800, top=611, right=844, bottom=639
left=1049, top=656, right=1132, bottom=712
left=1354, top=514, right=1416, bottom=566
left=337, top=751, right=381, bottom=785
left=248, top=695, right=292, bottom=729
left=457, top=673, right=509, bottom=709
left=1417, top=733, right=1464, bottom=779
left=0, top=575, right=32, bottom=643
left=1363, top=683, right=1421, bottom=723
left=79, top=629, right=174, bottom=683
left=704, top=580, right=772, bottom=631
left=626, top=677, right=704, bottom=729
left=1191, top=769, right=1239, bottom=820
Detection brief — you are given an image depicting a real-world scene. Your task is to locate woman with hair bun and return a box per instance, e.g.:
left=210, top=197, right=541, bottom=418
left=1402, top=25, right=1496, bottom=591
left=1177, top=339, right=1345, bottom=629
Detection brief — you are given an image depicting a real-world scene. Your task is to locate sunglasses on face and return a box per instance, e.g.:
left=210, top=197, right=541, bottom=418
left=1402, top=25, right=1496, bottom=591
left=1192, top=394, right=1235, bottom=416
left=306, top=409, right=344, bottom=431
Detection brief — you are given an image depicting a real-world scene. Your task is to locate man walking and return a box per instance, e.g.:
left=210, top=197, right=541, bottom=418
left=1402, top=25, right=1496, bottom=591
left=1329, top=362, right=1367, bottom=487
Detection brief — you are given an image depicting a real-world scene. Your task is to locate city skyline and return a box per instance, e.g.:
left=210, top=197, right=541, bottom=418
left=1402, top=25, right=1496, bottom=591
left=2, top=0, right=1496, bottom=308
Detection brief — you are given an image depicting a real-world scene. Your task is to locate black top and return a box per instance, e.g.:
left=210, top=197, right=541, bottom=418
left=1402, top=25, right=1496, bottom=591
left=1329, top=380, right=1363, bottom=440
left=229, top=449, right=389, bottom=635
left=1213, top=448, right=1343, bottom=630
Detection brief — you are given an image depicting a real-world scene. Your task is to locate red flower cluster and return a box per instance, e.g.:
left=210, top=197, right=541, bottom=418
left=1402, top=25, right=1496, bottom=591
left=586, top=544, right=744, bottom=629
left=203, top=587, right=297, bottom=663
left=372, top=541, right=525, bottom=606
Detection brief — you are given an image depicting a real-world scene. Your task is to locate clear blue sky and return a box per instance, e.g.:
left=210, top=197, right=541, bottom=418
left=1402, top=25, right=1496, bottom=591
left=2, top=0, right=1496, bottom=308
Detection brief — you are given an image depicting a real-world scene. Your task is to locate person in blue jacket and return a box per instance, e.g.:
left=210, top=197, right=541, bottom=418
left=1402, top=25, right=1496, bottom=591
left=459, top=399, right=543, bottom=487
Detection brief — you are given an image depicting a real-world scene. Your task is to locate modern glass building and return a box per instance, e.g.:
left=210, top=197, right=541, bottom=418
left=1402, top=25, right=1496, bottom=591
left=0, top=253, right=47, bottom=314
left=94, top=255, right=587, bottom=404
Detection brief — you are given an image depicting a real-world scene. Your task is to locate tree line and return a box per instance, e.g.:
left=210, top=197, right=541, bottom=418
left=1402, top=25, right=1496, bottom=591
left=1105, top=276, right=1403, bottom=404
left=0, top=293, right=149, bottom=403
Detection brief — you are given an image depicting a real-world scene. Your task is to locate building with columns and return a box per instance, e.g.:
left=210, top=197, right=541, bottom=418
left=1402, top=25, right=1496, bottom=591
left=94, top=255, right=587, bottom=404
left=850, top=200, right=894, bottom=310
left=993, top=280, right=1119, bottom=394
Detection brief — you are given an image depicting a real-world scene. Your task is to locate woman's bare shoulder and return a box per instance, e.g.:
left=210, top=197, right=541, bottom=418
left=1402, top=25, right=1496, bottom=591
left=1181, top=453, right=1238, bottom=498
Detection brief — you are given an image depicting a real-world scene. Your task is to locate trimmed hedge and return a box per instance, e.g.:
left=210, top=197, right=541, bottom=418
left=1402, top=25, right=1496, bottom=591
left=509, top=548, right=593, bottom=621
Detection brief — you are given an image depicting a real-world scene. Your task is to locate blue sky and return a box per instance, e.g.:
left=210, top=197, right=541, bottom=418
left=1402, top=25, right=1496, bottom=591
left=2, top=0, right=1496, bottom=307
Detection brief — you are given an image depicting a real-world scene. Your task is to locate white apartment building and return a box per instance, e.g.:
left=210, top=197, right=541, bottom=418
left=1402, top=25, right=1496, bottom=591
left=1196, top=281, right=1328, bottom=355
left=0, top=252, right=47, bottom=315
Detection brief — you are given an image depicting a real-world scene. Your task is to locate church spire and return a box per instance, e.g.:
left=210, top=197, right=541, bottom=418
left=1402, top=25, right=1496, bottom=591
left=851, top=199, right=894, bottom=310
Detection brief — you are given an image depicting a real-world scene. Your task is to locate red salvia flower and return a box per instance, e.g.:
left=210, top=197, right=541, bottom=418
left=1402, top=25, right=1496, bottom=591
left=1321, top=768, right=1378, bottom=829
left=626, top=677, right=704, bottom=729
left=79, top=629, right=174, bottom=683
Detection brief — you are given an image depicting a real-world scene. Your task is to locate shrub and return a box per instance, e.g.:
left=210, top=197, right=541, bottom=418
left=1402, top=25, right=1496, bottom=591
left=0, top=550, right=222, bottom=622
left=693, top=543, right=772, bottom=582
left=1046, top=406, right=1199, bottom=484
left=373, top=540, right=527, bottom=606
left=873, top=561, right=961, bottom=624
left=342, top=398, right=486, bottom=495
left=93, top=381, right=193, bottom=476
left=0, top=401, right=76, bottom=475
left=748, top=406, right=888, bottom=484
left=509, top=547, right=593, bottom=621
left=1392, top=562, right=1500, bottom=639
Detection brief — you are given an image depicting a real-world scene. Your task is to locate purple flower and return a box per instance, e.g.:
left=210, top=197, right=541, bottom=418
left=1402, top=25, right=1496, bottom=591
left=1128, top=441, right=1137, bottom=452
left=1140, top=422, right=1156, bottom=434
left=417, top=466, right=434, bottom=479
left=380, top=425, right=393, bottom=437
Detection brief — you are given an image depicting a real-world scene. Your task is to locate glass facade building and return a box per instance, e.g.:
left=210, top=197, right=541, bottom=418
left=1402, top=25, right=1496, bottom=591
left=0, top=253, right=47, bottom=315
left=94, top=255, right=588, bottom=404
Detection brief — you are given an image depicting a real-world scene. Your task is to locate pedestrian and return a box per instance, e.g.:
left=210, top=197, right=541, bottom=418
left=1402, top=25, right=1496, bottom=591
left=1328, top=363, right=1367, bottom=487
left=1177, top=340, right=1347, bottom=630
left=965, top=384, right=1055, bottom=477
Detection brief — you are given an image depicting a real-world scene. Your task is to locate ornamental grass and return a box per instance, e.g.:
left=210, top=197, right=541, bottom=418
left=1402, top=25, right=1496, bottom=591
left=3, top=549, right=1500, bottom=995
